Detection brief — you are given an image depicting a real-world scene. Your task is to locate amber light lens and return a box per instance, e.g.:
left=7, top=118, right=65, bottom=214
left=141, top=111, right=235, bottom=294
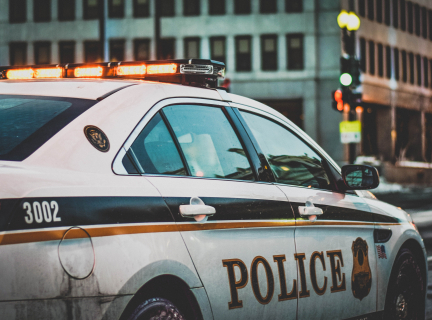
left=117, top=65, right=146, bottom=76
left=34, top=68, right=63, bottom=78
left=6, top=68, right=34, bottom=79
left=147, top=64, right=177, bottom=75
left=74, top=67, right=103, bottom=78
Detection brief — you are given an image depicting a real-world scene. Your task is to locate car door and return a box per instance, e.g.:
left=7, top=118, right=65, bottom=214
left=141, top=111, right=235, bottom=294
left=117, top=98, right=298, bottom=319
left=235, top=105, right=378, bottom=320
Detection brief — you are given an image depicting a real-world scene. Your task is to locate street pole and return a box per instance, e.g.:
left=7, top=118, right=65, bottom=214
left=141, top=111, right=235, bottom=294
left=154, top=0, right=161, bottom=59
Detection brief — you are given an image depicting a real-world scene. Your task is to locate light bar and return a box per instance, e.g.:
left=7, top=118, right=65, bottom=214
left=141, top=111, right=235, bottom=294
left=74, top=66, right=103, bottom=78
left=147, top=64, right=177, bottom=75
left=34, top=68, right=63, bottom=78
left=117, top=65, right=146, bottom=76
left=6, top=69, right=34, bottom=79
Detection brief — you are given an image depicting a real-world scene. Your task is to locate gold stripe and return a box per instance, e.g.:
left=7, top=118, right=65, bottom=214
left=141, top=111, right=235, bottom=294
left=0, top=220, right=400, bottom=246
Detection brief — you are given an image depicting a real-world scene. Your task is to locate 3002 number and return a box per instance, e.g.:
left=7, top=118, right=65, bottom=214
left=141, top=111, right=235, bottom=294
left=23, top=201, right=61, bottom=224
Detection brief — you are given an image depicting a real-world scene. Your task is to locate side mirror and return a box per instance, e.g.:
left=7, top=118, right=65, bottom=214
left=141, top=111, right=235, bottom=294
left=341, top=165, right=380, bottom=190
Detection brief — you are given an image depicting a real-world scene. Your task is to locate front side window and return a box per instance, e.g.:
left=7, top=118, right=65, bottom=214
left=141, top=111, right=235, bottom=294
left=163, top=105, right=253, bottom=180
left=240, top=111, right=331, bottom=189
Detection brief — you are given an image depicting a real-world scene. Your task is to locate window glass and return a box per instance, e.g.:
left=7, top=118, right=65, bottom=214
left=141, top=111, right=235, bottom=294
left=287, top=34, right=304, bottom=70
left=34, top=41, right=51, bottom=65
left=163, top=105, right=253, bottom=181
left=34, top=0, right=51, bottom=22
left=134, top=0, right=150, bottom=17
left=128, top=113, right=187, bottom=176
left=234, top=0, right=250, bottom=14
left=209, top=0, right=225, bottom=15
left=84, top=41, right=102, bottom=62
left=84, top=0, right=98, bottom=19
left=260, top=0, right=277, bottom=13
left=183, top=0, right=200, bottom=16
left=59, top=41, right=75, bottom=63
left=9, top=0, right=26, bottom=23
left=184, top=38, right=200, bottom=59
left=210, top=37, right=226, bottom=64
left=110, top=39, right=125, bottom=62
left=240, top=111, right=331, bottom=189
left=109, top=0, right=125, bottom=18
left=0, top=95, right=95, bottom=161
left=286, top=0, right=302, bottom=13
left=9, top=42, right=27, bottom=66
left=134, top=39, right=150, bottom=60
left=235, top=36, right=252, bottom=71
left=261, top=35, right=277, bottom=71
left=58, top=0, right=75, bottom=21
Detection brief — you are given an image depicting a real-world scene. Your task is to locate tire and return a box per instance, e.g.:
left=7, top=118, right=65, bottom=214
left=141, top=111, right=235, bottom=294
left=127, top=297, right=185, bottom=320
left=384, top=248, right=425, bottom=320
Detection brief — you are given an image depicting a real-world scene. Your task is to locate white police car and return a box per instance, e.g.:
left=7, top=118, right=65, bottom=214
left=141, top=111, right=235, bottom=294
left=0, top=60, right=426, bottom=320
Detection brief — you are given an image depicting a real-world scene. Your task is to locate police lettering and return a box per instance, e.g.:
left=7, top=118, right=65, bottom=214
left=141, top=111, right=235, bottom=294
left=223, top=250, right=346, bottom=309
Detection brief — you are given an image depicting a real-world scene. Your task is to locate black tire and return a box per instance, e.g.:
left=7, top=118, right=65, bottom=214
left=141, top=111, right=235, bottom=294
left=127, top=297, right=185, bottom=320
left=384, top=248, right=425, bottom=320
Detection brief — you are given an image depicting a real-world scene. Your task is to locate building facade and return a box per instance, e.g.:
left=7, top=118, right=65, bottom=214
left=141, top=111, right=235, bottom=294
left=2, top=0, right=431, bottom=166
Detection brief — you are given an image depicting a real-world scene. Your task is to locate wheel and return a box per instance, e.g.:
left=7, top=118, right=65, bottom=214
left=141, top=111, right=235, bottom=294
left=384, top=248, right=425, bottom=320
left=127, top=297, right=185, bottom=320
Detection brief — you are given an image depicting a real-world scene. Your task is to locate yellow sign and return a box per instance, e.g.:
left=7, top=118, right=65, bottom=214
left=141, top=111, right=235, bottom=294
left=340, top=121, right=361, bottom=143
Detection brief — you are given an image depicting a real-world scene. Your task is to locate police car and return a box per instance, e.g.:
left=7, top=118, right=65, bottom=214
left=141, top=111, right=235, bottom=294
left=0, top=59, right=426, bottom=320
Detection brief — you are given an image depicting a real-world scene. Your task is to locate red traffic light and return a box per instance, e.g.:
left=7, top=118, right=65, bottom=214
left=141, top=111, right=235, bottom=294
left=332, top=89, right=344, bottom=112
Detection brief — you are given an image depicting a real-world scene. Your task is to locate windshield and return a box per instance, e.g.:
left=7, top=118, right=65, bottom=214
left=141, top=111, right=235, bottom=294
left=0, top=95, right=96, bottom=161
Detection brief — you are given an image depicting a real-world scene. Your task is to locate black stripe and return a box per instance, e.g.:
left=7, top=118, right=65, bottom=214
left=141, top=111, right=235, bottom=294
left=164, top=197, right=294, bottom=222
left=7, top=197, right=173, bottom=232
left=0, top=199, right=19, bottom=232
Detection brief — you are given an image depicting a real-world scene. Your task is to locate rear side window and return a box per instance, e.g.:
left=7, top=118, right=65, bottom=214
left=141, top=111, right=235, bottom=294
left=0, top=95, right=96, bottom=161
left=127, top=112, right=187, bottom=175
left=163, top=104, right=253, bottom=180
left=240, top=111, right=331, bottom=189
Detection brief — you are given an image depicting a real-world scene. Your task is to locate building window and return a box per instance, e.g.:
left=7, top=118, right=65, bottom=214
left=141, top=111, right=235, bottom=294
left=134, top=39, right=150, bottom=60
left=385, top=45, right=391, bottom=79
left=161, top=38, right=175, bottom=59
left=394, top=48, right=400, bottom=81
left=392, top=0, right=398, bottom=28
left=260, top=0, right=277, bottom=14
left=384, top=0, right=390, bottom=25
left=160, top=0, right=175, bottom=16
left=234, top=0, right=251, bottom=14
left=376, top=0, right=382, bottom=23
left=400, top=0, right=406, bottom=31
left=209, top=0, right=225, bottom=15
left=368, top=40, right=375, bottom=75
left=9, top=42, right=27, bottom=66
left=235, top=36, right=252, bottom=72
left=34, top=41, right=51, bottom=64
left=184, top=0, right=200, bottom=16
left=134, top=0, right=150, bottom=17
left=423, top=57, right=429, bottom=87
left=414, top=4, right=420, bottom=36
left=59, top=41, right=75, bottom=63
left=84, top=41, right=102, bottom=63
left=110, top=39, right=125, bottom=61
left=184, top=37, right=200, bottom=59
left=109, top=0, right=124, bottom=18
left=34, top=0, right=51, bottom=22
left=261, top=35, right=277, bottom=71
left=377, top=43, right=383, bottom=77
left=409, top=52, right=414, bottom=84
left=9, top=0, right=27, bottom=23
left=367, top=0, right=374, bottom=20
left=407, top=1, right=413, bottom=34
left=421, top=7, right=427, bottom=39
left=58, top=0, right=75, bottom=21
left=360, top=38, right=366, bottom=72
left=84, top=0, right=99, bottom=19
left=416, top=54, right=421, bottom=86
left=287, top=34, right=304, bottom=70
left=429, top=10, right=432, bottom=41
left=286, top=0, right=302, bottom=13
left=210, top=37, right=226, bottom=64
left=401, top=50, right=407, bottom=82
left=359, top=0, right=366, bottom=17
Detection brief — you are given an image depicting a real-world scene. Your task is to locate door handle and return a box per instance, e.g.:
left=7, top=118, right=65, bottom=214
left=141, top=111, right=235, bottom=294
left=180, top=197, right=215, bottom=222
left=298, top=201, right=323, bottom=222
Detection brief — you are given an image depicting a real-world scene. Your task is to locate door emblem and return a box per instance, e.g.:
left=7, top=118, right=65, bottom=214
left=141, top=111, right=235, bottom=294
left=351, top=237, right=372, bottom=300
left=84, top=126, right=110, bottom=152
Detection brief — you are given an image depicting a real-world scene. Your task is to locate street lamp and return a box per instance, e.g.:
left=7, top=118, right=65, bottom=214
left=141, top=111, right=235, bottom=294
left=337, top=10, right=360, bottom=31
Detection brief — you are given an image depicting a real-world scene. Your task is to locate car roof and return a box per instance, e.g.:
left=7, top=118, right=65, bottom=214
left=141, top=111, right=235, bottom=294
left=0, top=79, right=140, bottom=100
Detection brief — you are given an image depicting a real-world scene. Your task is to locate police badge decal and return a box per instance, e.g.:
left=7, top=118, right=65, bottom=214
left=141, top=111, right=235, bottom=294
left=351, top=237, right=372, bottom=300
left=84, top=126, right=110, bottom=152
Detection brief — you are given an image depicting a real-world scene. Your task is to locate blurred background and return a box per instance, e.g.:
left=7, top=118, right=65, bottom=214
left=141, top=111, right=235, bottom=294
left=1, top=0, right=432, bottom=245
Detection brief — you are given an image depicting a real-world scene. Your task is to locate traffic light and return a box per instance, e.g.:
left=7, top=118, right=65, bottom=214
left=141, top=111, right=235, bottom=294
left=340, top=57, right=361, bottom=88
left=332, top=89, right=344, bottom=112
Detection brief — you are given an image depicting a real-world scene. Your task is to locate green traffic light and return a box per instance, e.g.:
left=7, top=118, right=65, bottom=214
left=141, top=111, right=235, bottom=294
left=340, top=73, right=353, bottom=86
